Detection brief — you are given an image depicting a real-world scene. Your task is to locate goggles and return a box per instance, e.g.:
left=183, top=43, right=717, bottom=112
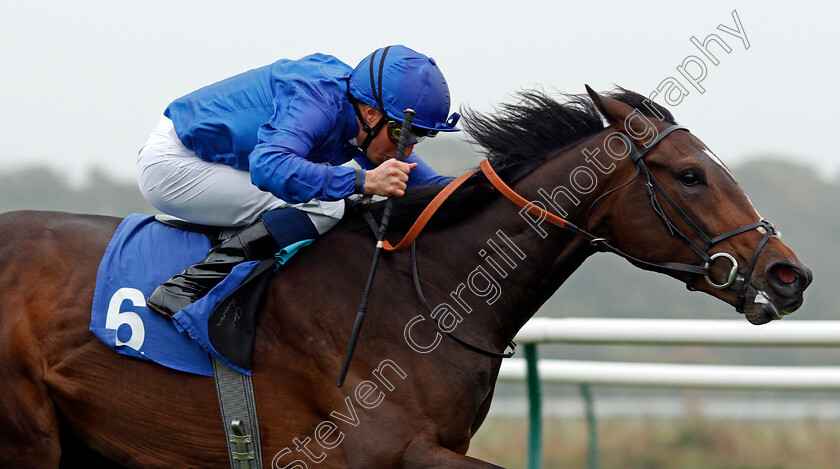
left=386, top=119, right=438, bottom=145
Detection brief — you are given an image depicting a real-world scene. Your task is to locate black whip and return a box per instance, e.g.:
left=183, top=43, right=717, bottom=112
left=338, top=108, right=416, bottom=387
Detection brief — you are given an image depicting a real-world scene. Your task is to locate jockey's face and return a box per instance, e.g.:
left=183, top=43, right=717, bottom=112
left=356, top=105, right=414, bottom=165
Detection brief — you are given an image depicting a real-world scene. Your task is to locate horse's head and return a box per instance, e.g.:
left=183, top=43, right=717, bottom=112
left=583, top=86, right=812, bottom=324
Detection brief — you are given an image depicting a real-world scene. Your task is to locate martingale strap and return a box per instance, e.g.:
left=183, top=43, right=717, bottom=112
left=411, top=243, right=516, bottom=359
left=366, top=171, right=515, bottom=359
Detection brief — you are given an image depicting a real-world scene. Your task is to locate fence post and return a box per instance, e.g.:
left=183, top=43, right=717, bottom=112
left=524, top=343, right=543, bottom=469
left=579, top=384, right=598, bottom=469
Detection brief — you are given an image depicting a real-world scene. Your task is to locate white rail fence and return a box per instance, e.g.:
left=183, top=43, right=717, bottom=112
left=494, top=317, right=840, bottom=469
left=499, top=317, right=840, bottom=390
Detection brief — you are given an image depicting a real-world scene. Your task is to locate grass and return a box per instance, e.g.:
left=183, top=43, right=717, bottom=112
left=467, top=417, right=840, bottom=469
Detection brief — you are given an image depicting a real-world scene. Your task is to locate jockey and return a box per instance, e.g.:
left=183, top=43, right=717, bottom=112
left=137, top=45, right=461, bottom=318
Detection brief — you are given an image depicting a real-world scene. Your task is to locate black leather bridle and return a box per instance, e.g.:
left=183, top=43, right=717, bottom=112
left=580, top=125, right=777, bottom=313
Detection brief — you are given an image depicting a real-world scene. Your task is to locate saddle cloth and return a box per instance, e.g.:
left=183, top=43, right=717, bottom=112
left=90, top=214, right=267, bottom=376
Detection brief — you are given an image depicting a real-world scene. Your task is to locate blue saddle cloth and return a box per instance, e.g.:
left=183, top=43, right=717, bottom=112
left=90, top=214, right=260, bottom=376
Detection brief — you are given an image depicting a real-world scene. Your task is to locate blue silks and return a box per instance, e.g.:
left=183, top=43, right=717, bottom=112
left=163, top=53, right=453, bottom=203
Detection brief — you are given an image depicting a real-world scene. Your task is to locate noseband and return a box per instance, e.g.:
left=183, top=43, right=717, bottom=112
left=481, top=125, right=777, bottom=313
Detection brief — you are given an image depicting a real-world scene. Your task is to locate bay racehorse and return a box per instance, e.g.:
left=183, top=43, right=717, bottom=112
left=0, top=87, right=811, bottom=468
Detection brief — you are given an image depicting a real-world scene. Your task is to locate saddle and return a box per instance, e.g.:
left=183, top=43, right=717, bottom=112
left=143, top=204, right=375, bottom=372
left=154, top=214, right=232, bottom=245
left=154, top=215, right=277, bottom=370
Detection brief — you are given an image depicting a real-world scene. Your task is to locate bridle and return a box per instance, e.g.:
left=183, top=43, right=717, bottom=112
left=622, top=126, right=777, bottom=312
left=370, top=124, right=777, bottom=359
left=481, top=124, right=777, bottom=313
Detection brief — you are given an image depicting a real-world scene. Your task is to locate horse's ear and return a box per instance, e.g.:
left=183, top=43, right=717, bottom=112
left=585, top=85, right=661, bottom=144
left=585, top=84, right=636, bottom=129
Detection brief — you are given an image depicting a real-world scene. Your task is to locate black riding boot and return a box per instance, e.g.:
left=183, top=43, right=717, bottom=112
left=147, top=218, right=280, bottom=318
left=148, top=207, right=321, bottom=318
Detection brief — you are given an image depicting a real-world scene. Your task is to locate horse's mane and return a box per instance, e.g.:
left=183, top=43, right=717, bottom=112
left=340, top=87, right=676, bottom=234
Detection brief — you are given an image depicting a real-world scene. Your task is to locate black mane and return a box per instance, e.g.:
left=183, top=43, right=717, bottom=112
left=466, top=87, right=676, bottom=178
left=341, top=87, right=676, bottom=234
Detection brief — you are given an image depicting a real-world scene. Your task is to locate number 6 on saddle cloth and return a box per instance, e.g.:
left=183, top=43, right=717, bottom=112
left=90, top=214, right=303, bottom=376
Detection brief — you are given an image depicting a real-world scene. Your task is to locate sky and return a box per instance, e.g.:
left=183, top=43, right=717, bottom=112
left=1, top=1, right=837, bottom=184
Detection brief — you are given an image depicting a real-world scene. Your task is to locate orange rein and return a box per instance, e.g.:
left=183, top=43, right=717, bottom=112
left=477, top=159, right=568, bottom=229
left=381, top=159, right=569, bottom=251
left=381, top=169, right=476, bottom=251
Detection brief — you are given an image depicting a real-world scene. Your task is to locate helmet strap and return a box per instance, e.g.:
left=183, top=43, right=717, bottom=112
left=352, top=101, right=387, bottom=153
left=370, top=46, right=391, bottom=112
left=350, top=45, right=393, bottom=153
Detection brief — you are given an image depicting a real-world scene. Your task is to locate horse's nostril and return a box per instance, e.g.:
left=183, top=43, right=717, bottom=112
left=767, top=261, right=812, bottom=295
left=772, top=264, right=798, bottom=285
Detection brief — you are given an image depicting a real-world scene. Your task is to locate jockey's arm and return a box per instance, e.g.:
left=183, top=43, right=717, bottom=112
left=248, top=92, right=358, bottom=204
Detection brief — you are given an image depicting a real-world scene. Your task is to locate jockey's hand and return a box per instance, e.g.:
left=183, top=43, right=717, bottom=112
left=364, top=159, right=417, bottom=197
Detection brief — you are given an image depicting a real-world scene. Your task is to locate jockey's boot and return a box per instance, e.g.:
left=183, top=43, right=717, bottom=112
left=147, top=207, right=319, bottom=318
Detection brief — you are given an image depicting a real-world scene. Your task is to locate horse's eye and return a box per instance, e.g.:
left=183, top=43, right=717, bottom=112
left=679, top=170, right=701, bottom=186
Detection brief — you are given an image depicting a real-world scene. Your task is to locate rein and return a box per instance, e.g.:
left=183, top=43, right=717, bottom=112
left=478, top=125, right=776, bottom=296
left=359, top=176, right=515, bottom=359
left=381, top=170, right=478, bottom=252
left=379, top=125, right=777, bottom=340
left=483, top=125, right=776, bottom=313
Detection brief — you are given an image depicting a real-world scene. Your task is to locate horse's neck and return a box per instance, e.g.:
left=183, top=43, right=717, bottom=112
left=424, top=136, right=628, bottom=346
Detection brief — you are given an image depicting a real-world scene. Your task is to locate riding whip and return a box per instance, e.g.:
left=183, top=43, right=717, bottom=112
left=338, top=108, right=416, bottom=387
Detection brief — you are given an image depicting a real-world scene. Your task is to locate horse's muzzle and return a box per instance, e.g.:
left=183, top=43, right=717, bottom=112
left=742, top=261, right=813, bottom=325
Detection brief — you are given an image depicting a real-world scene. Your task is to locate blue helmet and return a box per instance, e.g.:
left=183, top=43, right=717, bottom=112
left=349, top=45, right=460, bottom=132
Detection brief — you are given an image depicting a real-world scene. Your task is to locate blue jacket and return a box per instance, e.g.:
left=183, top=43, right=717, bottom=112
left=164, top=53, right=451, bottom=203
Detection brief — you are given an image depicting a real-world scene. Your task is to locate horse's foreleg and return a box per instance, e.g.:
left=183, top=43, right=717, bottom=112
left=400, top=438, right=504, bottom=468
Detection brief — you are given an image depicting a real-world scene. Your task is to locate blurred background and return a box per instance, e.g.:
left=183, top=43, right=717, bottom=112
left=2, top=2, right=838, bottom=468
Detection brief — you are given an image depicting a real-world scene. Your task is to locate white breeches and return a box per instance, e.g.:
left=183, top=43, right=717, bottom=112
left=137, top=116, right=344, bottom=233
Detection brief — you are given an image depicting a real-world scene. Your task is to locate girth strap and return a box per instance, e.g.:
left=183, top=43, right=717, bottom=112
left=213, top=358, right=263, bottom=469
